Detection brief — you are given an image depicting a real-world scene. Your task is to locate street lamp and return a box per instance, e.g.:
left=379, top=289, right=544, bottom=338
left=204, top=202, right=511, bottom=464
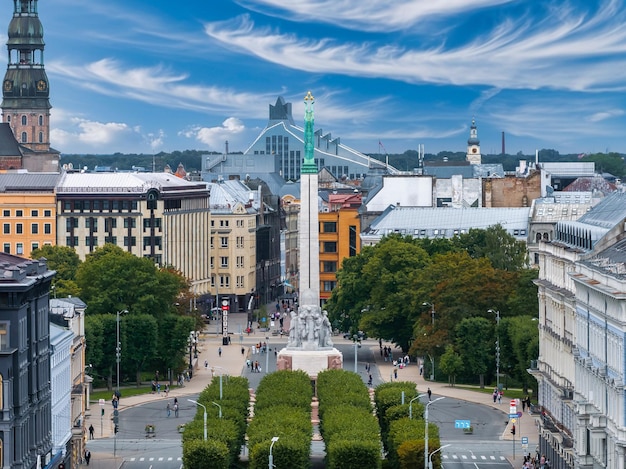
left=188, top=399, right=207, bottom=441
left=269, top=436, right=279, bottom=469
left=212, top=401, right=222, bottom=419
left=424, top=397, right=445, bottom=469
left=265, top=336, right=270, bottom=373
left=422, top=302, right=435, bottom=326
left=488, top=309, right=501, bottom=391
left=352, top=334, right=361, bottom=373
left=428, top=444, right=451, bottom=469
left=116, top=309, right=128, bottom=393
left=409, top=393, right=427, bottom=419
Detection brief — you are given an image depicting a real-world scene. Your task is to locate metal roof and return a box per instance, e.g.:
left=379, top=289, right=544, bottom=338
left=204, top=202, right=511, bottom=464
left=0, top=172, right=60, bottom=191
left=363, top=206, right=530, bottom=241
left=57, top=172, right=209, bottom=193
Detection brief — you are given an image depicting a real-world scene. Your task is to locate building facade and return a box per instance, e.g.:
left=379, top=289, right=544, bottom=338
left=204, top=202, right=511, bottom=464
left=0, top=173, right=59, bottom=258
left=0, top=253, right=54, bottom=468
left=55, top=172, right=212, bottom=294
left=208, top=180, right=258, bottom=313
left=49, top=323, right=72, bottom=468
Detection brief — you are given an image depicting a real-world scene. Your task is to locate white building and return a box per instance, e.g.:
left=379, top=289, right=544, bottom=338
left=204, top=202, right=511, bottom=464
left=49, top=323, right=73, bottom=460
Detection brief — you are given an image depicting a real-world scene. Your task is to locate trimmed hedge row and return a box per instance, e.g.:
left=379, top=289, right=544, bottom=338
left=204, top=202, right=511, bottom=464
left=248, top=370, right=313, bottom=469
left=373, top=381, right=441, bottom=469
left=181, top=375, right=250, bottom=468
left=317, top=369, right=382, bottom=469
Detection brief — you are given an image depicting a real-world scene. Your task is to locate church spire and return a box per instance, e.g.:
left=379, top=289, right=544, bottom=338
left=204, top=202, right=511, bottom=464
left=301, top=91, right=317, bottom=174
left=2, top=0, right=52, bottom=152
left=466, top=117, right=481, bottom=164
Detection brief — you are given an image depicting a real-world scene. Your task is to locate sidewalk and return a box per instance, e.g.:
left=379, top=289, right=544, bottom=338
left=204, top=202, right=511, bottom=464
left=371, top=341, right=539, bottom=468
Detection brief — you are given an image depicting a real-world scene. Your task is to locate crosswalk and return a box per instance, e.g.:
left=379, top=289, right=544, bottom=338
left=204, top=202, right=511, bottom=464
left=443, top=454, right=507, bottom=461
left=127, top=457, right=182, bottom=462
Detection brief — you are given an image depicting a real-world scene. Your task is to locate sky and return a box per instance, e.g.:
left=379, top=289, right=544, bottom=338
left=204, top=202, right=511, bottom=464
left=2, top=0, right=626, bottom=157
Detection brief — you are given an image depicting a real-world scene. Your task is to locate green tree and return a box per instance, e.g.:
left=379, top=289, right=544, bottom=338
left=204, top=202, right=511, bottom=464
left=455, top=317, right=493, bottom=387
left=76, top=244, right=187, bottom=317
left=85, top=314, right=118, bottom=389
left=503, top=316, right=539, bottom=392
left=581, top=152, right=626, bottom=178
left=31, top=245, right=82, bottom=297
left=438, top=345, right=463, bottom=386
left=454, top=224, right=527, bottom=271
left=157, top=314, right=196, bottom=376
left=123, top=314, right=158, bottom=386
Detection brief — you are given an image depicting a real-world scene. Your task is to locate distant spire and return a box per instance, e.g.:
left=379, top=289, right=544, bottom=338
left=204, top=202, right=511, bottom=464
left=301, top=91, right=317, bottom=174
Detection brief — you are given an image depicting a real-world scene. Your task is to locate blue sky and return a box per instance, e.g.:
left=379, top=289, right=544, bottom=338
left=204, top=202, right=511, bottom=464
left=2, top=0, right=626, bottom=156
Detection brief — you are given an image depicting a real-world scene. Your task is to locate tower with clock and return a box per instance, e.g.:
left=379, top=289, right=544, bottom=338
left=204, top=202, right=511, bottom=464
left=466, top=117, right=481, bottom=165
left=0, top=0, right=58, bottom=171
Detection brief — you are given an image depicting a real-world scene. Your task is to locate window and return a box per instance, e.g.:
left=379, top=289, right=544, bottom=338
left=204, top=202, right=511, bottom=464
left=323, top=281, right=337, bottom=292
left=236, top=275, right=244, bottom=288
left=66, top=236, right=78, bottom=247
left=323, top=261, right=337, bottom=273
left=16, top=243, right=23, bottom=254
left=220, top=275, right=230, bottom=288
left=21, top=115, right=26, bottom=125
left=38, top=115, right=43, bottom=126
left=2, top=224, right=9, bottom=234
left=236, top=236, right=244, bottom=248
left=85, top=237, right=98, bottom=247
left=210, top=237, right=214, bottom=249
left=44, top=223, right=51, bottom=234
left=210, top=257, right=214, bottom=269
left=31, top=242, right=38, bottom=251
left=38, top=132, right=43, bottom=143
left=15, top=210, right=22, bottom=217
left=31, top=223, right=38, bottom=234
left=3, top=244, right=9, bottom=254
left=220, top=256, right=229, bottom=267
left=220, top=220, right=229, bottom=227
left=237, top=219, right=244, bottom=227
left=0, top=322, right=8, bottom=350
left=85, top=218, right=98, bottom=231
left=236, top=256, right=244, bottom=268
left=323, top=241, right=337, bottom=253
left=66, top=218, right=78, bottom=231
left=2, top=210, right=9, bottom=217
left=104, top=236, right=117, bottom=244
left=211, top=220, right=215, bottom=227
left=16, top=224, right=22, bottom=234
left=349, top=226, right=357, bottom=256
left=124, top=236, right=137, bottom=247
left=105, top=218, right=117, bottom=231
left=31, top=210, right=38, bottom=217
left=323, top=222, right=337, bottom=233
left=220, top=237, right=228, bottom=248
left=124, top=218, right=136, bottom=229
left=21, top=132, right=27, bottom=143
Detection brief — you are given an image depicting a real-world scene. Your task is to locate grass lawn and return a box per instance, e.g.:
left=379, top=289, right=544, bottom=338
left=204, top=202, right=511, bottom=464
left=91, top=385, right=181, bottom=402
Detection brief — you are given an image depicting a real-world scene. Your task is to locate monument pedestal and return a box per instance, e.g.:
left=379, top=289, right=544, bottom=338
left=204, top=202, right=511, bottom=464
left=276, top=348, right=343, bottom=379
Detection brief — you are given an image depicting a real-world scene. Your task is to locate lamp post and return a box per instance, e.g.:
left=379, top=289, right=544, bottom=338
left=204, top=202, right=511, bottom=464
left=352, top=334, right=361, bottom=373
left=265, top=336, right=270, bottom=373
left=488, top=309, right=501, bottom=390
left=424, top=397, right=445, bottom=469
left=422, top=302, right=435, bottom=326
left=268, top=436, right=279, bottom=469
left=212, top=401, right=222, bottom=419
left=115, top=309, right=128, bottom=393
left=211, top=365, right=225, bottom=399
left=409, top=393, right=427, bottom=419
left=428, top=444, right=451, bottom=469
left=188, top=399, right=207, bottom=441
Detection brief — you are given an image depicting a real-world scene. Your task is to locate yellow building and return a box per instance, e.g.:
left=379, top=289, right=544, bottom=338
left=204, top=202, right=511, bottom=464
left=0, top=173, right=59, bottom=258
left=318, top=192, right=362, bottom=303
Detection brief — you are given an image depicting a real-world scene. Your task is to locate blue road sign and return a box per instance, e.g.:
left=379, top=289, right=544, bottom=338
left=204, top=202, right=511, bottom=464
left=454, top=419, right=471, bottom=429
left=509, top=413, right=519, bottom=418
left=521, top=437, right=529, bottom=444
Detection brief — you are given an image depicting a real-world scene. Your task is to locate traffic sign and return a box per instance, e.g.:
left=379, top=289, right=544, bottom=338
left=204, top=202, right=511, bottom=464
left=510, top=417, right=517, bottom=424
left=508, top=413, right=519, bottom=419
left=454, top=419, right=471, bottom=429
left=521, top=437, right=528, bottom=444
left=517, top=411, right=523, bottom=418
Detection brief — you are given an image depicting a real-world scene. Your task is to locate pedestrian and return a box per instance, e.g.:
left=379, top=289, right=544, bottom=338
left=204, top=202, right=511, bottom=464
left=394, top=368, right=398, bottom=379
left=174, top=403, right=179, bottom=417
left=166, top=402, right=171, bottom=417
left=157, top=382, right=161, bottom=395
left=493, top=389, right=498, bottom=403
left=84, top=449, right=91, bottom=466
left=368, top=374, right=373, bottom=386
left=218, top=346, right=222, bottom=357
left=522, top=395, right=527, bottom=412
left=88, top=424, right=94, bottom=440
left=497, top=390, right=502, bottom=404
left=419, top=365, right=423, bottom=376
left=241, top=346, right=245, bottom=355
left=427, top=387, right=432, bottom=401
left=165, top=384, right=169, bottom=397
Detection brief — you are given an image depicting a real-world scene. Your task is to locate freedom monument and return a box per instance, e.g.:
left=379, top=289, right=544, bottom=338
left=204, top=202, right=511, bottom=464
left=276, top=92, right=343, bottom=377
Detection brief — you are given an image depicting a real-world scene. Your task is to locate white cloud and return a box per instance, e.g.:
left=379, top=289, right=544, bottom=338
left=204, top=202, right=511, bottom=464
left=179, top=117, right=246, bottom=150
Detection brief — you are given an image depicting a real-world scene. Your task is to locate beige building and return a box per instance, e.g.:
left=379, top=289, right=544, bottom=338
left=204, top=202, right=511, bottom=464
left=55, top=172, right=212, bottom=294
left=208, top=180, right=258, bottom=312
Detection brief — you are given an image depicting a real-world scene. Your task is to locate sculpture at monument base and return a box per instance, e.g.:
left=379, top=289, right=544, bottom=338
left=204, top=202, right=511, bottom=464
left=286, top=305, right=334, bottom=351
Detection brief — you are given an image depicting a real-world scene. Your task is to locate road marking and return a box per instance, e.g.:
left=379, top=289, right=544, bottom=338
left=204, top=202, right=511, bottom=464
left=490, top=455, right=496, bottom=460
left=461, top=455, right=468, bottom=459
left=481, top=455, right=487, bottom=460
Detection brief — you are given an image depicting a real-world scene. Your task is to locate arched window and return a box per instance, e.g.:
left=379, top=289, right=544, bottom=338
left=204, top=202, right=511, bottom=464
left=21, top=115, right=27, bottom=125
left=536, top=233, right=542, bottom=243
left=21, top=132, right=27, bottom=143
left=38, top=115, right=43, bottom=126
left=38, top=132, right=43, bottom=143
left=6, top=115, right=10, bottom=123
left=543, top=233, right=549, bottom=241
